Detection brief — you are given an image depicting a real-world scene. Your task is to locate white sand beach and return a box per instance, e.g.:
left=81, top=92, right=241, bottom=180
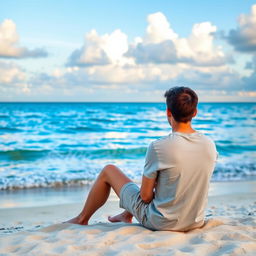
left=0, top=181, right=255, bottom=255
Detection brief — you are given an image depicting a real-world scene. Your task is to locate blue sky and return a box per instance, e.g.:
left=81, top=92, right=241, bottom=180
left=0, top=0, right=256, bottom=101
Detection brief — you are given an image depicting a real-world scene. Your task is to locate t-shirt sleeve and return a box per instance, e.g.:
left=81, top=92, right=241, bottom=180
left=213, top=139, right=218, bottom=163
left=143, top=142, right=158, bottom=179
left=215, top=151, right=219, bottom=162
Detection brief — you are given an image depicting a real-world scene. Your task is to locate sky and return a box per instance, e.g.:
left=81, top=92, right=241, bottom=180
left=0, top=0, right=256, bottom=102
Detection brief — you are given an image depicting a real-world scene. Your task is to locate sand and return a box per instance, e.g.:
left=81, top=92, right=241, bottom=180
left=0, top=181, right=255, bottom=255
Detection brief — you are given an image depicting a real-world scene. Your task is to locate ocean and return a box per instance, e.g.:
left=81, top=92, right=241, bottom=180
left=0, top=102, right=255, bottom=190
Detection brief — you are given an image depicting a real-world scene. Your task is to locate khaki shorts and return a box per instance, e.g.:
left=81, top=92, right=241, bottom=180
left=119, top=182, right=155, bottom=230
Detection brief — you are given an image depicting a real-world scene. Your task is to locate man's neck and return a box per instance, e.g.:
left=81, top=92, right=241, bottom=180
left=171, top=121, right=196, bottom=134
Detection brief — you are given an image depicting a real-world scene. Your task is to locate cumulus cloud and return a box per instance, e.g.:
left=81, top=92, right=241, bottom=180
left=55, top=12, right=248, bottom=96
left=175, top=66, right=243, bottom=89
left=0, top=19, right=48, bottom=58
left=227, top=4, right=256, bottom=52
left=11, top=60, right=253, bottom=102
left=0, top=61, right=30, bottom=93
left=4, top=11, right=254, bottom=101
left=67, top=12, right=230, bottom=67
left=0, top=61, right=25, bottom=83
left=33, top=65, right=163, bottom=87
left=33, top=62, right=241, bottom=93
left=128, top=14, right=231, bottom=66
left=127, top=41, right=179, bottom=64
left=144, top=12, right=178, bottom=44
left=67, top=29, right=133, bottom=66
left=69, top=13, right=230, bottom=68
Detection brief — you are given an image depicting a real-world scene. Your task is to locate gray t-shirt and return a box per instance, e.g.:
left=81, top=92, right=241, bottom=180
left=143, top=131, right=218, bottom=231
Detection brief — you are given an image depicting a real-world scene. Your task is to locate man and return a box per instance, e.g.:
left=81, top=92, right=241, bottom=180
left=67, top=86, right=218, bottom=231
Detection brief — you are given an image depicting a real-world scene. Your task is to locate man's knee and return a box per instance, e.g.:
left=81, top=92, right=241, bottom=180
left=104, top=164, right=117, bottom=170
left=101, top=164, right=118, bottom=177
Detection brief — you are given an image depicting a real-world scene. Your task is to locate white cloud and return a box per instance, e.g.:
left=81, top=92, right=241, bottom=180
left=45, top=12, right=245, bottom=97
left=128, top=13, right=231, bottom=66
left=68, top=29, right=134, bottom=66
left=83, top=64, right=178, bottom=84
left=238, top=91, right=256, bottom=97
left=177, top=22, right=225, bottom=65
left=0, top=61, right=25, bottom=83
left=68, top=12, right=179, bottom=68
left=0, top=19, right=48, bottom=58
left=0, top=61, right=31, bottom=95
left=30, top=61, right=240, bottom=92
left=175, top=65, right=242, bottom=89
left=227, top=4, right=256, bottom=52
left=69, top=12, right=230, bottom=68
left=144, top=12, right=178, bottom=44
left=2, top=11, right=254, bottom=101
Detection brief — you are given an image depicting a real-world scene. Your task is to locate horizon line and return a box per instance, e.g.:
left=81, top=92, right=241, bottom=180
left=0, top=101, right=255, bottom=104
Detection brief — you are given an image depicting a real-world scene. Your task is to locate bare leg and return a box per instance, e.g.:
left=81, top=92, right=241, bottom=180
left=67, top=164, right=134, bottom=225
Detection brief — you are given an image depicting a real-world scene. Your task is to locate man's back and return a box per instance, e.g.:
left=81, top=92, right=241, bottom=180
left=143, top=131, right=218, bottom=231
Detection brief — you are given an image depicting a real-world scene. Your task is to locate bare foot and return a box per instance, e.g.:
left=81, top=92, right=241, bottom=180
left=65, top=216, right=88, bottom=225
left=108, top=211, right=133, bottom=223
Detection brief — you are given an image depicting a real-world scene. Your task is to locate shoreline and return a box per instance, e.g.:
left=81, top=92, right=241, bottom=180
left=0, top=180, right=255, bottom=209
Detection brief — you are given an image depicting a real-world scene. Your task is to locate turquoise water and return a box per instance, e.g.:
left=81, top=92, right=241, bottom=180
left=0, top=102, right=255, bottom=189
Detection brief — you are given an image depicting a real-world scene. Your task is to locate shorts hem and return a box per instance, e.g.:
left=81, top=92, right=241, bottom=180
left=119, top=182, right=136, bottom=209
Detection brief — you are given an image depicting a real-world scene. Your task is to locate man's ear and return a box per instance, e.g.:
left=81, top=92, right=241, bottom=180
left=166, top=108, right=172, bottom=117
left=192, top=109, right=198, bottom=117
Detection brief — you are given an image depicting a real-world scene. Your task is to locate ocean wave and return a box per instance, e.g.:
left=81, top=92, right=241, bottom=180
left=0, top=127, right=22, bottom=133
left=91, top=147, right=146, bottom=158
left=68, top=126, right=99, bottom=132
left=0, top=149, right=51, bottom=161
left=212, top=162, right=256, bottom=181
left=52, top=147, right=147, bottom=159
left=216, top=144, right=256, bottom=154
left=0, top=102, right=255, bottom=190
left=124, top=118, right=143, bottom=124
left=89, top=118, right=116, bottom=123
left=0, top=147, right=147, bottom=161
left=57, top=126, right=109, bottom=133
left=26, top=138, right=53, bottom=144
left=0, top=175, right=94, bottom=190
left=0, top=162, right=255, bottom=190
left=23, top=114, right=46, bottom=118
left=194, top=119, right=221, bottom=124
left=0, top=115, right=9, bottom=118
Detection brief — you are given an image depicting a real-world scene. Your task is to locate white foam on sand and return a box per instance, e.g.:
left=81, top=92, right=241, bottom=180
left=0, top=183, right=255, bottom=255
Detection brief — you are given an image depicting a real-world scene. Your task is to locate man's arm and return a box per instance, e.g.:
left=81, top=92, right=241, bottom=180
left=140, top=175, right=156, bottom=203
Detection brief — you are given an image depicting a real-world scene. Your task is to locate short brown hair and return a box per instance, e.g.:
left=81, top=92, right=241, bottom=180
left=164, top=87, right=198, bottom=122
